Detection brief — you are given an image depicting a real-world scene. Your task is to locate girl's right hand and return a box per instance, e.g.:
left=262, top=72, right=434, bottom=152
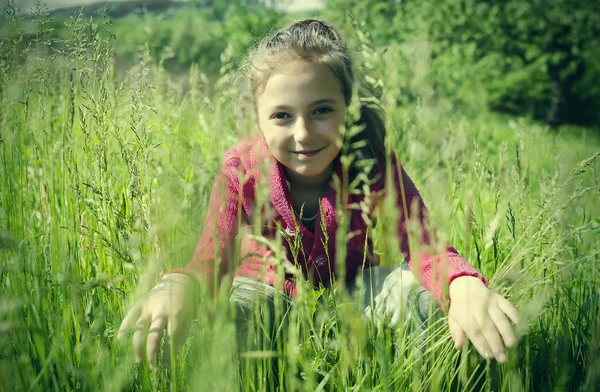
left=117, top=273, right=198, bottom=370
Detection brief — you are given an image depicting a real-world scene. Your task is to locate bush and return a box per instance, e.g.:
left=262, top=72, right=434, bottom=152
left=324, top=0, right=600, bottom=126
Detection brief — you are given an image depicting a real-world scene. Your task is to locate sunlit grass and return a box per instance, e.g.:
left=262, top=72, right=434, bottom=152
left=1, top=6, right=599, bottom=392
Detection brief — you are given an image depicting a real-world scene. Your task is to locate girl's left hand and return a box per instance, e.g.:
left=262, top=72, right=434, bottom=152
left=447, top=276, right=520, bottom=363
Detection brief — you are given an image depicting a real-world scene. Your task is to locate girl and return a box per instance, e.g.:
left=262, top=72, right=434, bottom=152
left=118, top=18, right=520, bottom=372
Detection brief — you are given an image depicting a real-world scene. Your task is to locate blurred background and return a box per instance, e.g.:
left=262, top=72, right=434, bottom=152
left=8, top=0, right=600, bottom=128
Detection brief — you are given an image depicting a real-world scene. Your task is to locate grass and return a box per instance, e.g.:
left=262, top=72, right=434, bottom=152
left=1, top=6, right=599, bottom=392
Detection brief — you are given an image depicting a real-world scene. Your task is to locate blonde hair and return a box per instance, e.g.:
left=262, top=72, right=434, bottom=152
left=239, top=19, right=387, bottom=183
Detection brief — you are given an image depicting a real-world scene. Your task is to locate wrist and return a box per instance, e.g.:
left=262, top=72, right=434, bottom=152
left=449, top=275, right=486, bottom=298
left=159, top=273, right=198, bottom=292
left=162, top=272, right=196, bottom=282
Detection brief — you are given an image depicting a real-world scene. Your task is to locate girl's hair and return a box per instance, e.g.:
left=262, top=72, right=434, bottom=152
left=239, top=19, right=387, bottom=185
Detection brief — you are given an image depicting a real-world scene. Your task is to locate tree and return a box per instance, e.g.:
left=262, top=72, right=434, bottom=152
left=325, top=0, right=600, bottom=126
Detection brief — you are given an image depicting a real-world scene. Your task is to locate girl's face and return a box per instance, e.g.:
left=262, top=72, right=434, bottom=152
left=256, top=60, right=346, bottom=186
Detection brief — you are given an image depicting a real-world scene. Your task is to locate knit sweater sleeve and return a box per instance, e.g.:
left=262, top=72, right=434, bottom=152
left=166, top=153, right=243, bottom=286
left=389, top=154, right=488, bottom=302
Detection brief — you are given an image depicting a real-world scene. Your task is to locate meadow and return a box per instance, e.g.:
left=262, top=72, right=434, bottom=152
left=0, top=3, right=599, bottom=391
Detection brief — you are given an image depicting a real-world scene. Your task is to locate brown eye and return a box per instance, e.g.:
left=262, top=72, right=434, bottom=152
left=272, top=112, right=290, bottom=120
left=314, top=107, right=333, bottom=115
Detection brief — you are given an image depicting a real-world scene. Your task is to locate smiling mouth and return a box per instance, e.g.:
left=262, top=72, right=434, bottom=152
left=292, top=146, right=326, bottom=156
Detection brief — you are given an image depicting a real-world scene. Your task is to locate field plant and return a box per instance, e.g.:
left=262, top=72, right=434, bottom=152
left=1, top=3, right=599, bottom=391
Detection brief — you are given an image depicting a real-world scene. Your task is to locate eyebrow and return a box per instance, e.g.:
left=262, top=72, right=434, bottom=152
left=270, top=98, right=337, bottom=111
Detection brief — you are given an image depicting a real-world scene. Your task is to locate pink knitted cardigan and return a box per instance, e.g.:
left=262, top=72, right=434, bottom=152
left=169, top=135, right=487, bottom=301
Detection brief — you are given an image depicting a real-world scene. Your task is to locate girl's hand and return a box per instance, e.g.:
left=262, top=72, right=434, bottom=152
left=117, top=273, right=198, bottom=370
left=447, top=276, right=520, bottom=363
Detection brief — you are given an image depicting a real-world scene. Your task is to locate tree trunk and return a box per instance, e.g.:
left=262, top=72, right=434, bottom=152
left=546, top=74, right=565, bottom=128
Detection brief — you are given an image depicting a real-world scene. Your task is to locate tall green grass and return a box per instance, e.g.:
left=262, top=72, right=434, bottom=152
left=1, top=5, right=599, bottom=391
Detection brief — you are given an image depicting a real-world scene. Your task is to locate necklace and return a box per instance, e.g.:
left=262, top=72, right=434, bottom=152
left=286, top=179, right=322, bottom=223
left=299, top=212, right=318, bottom=222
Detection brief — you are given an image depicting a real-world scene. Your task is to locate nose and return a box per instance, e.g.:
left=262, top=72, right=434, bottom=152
left=293, top=116, right=314, bottom=142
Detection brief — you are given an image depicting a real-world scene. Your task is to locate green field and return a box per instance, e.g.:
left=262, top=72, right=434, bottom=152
left=1, top=3, right=599, bottom=391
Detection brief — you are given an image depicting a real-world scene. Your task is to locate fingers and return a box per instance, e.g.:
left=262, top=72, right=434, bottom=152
left=117, top=304, right=142, bottom=340
left=449, top=282, right=521, bottom=364
left=119, top=274, right=197, bottom=371
left=448, top=316, right=465, bottom=349
left=147, top=316, right=167, bottom=370
left=167, top=316, right=180, bottom=340
left=162, top=317, right=191, bottom=365
left=164, top=317, right=181, bottom=364
left=475, top=314, right=507, bottom=363
left=452, top=298, right=519, bottom=363
left=166, top=316, right=192, bottom=350
left=128, top=311, right=189, bottom=370
left=463, top=316, right=494, bottom=360
left=133, top=313, right=151, bottom=363
left=498, top=296, right=521, bottom=325
left=489, top=302, right=517, bottom=349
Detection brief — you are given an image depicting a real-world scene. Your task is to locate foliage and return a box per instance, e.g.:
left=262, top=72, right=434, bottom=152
left=324, top=0, right=600, bottom=126
left=2, top=0, right=282, bottom=80
left=110, top=2, right=282, bottom=77
left=7, top=0, right=600, bottom=126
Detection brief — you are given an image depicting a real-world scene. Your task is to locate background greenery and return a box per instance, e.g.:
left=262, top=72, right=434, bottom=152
left=0, top=0, right=599, bottom=391
left=7, top=0, right=600, bottom=126
left=324, top=0, right=600, bottom=127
